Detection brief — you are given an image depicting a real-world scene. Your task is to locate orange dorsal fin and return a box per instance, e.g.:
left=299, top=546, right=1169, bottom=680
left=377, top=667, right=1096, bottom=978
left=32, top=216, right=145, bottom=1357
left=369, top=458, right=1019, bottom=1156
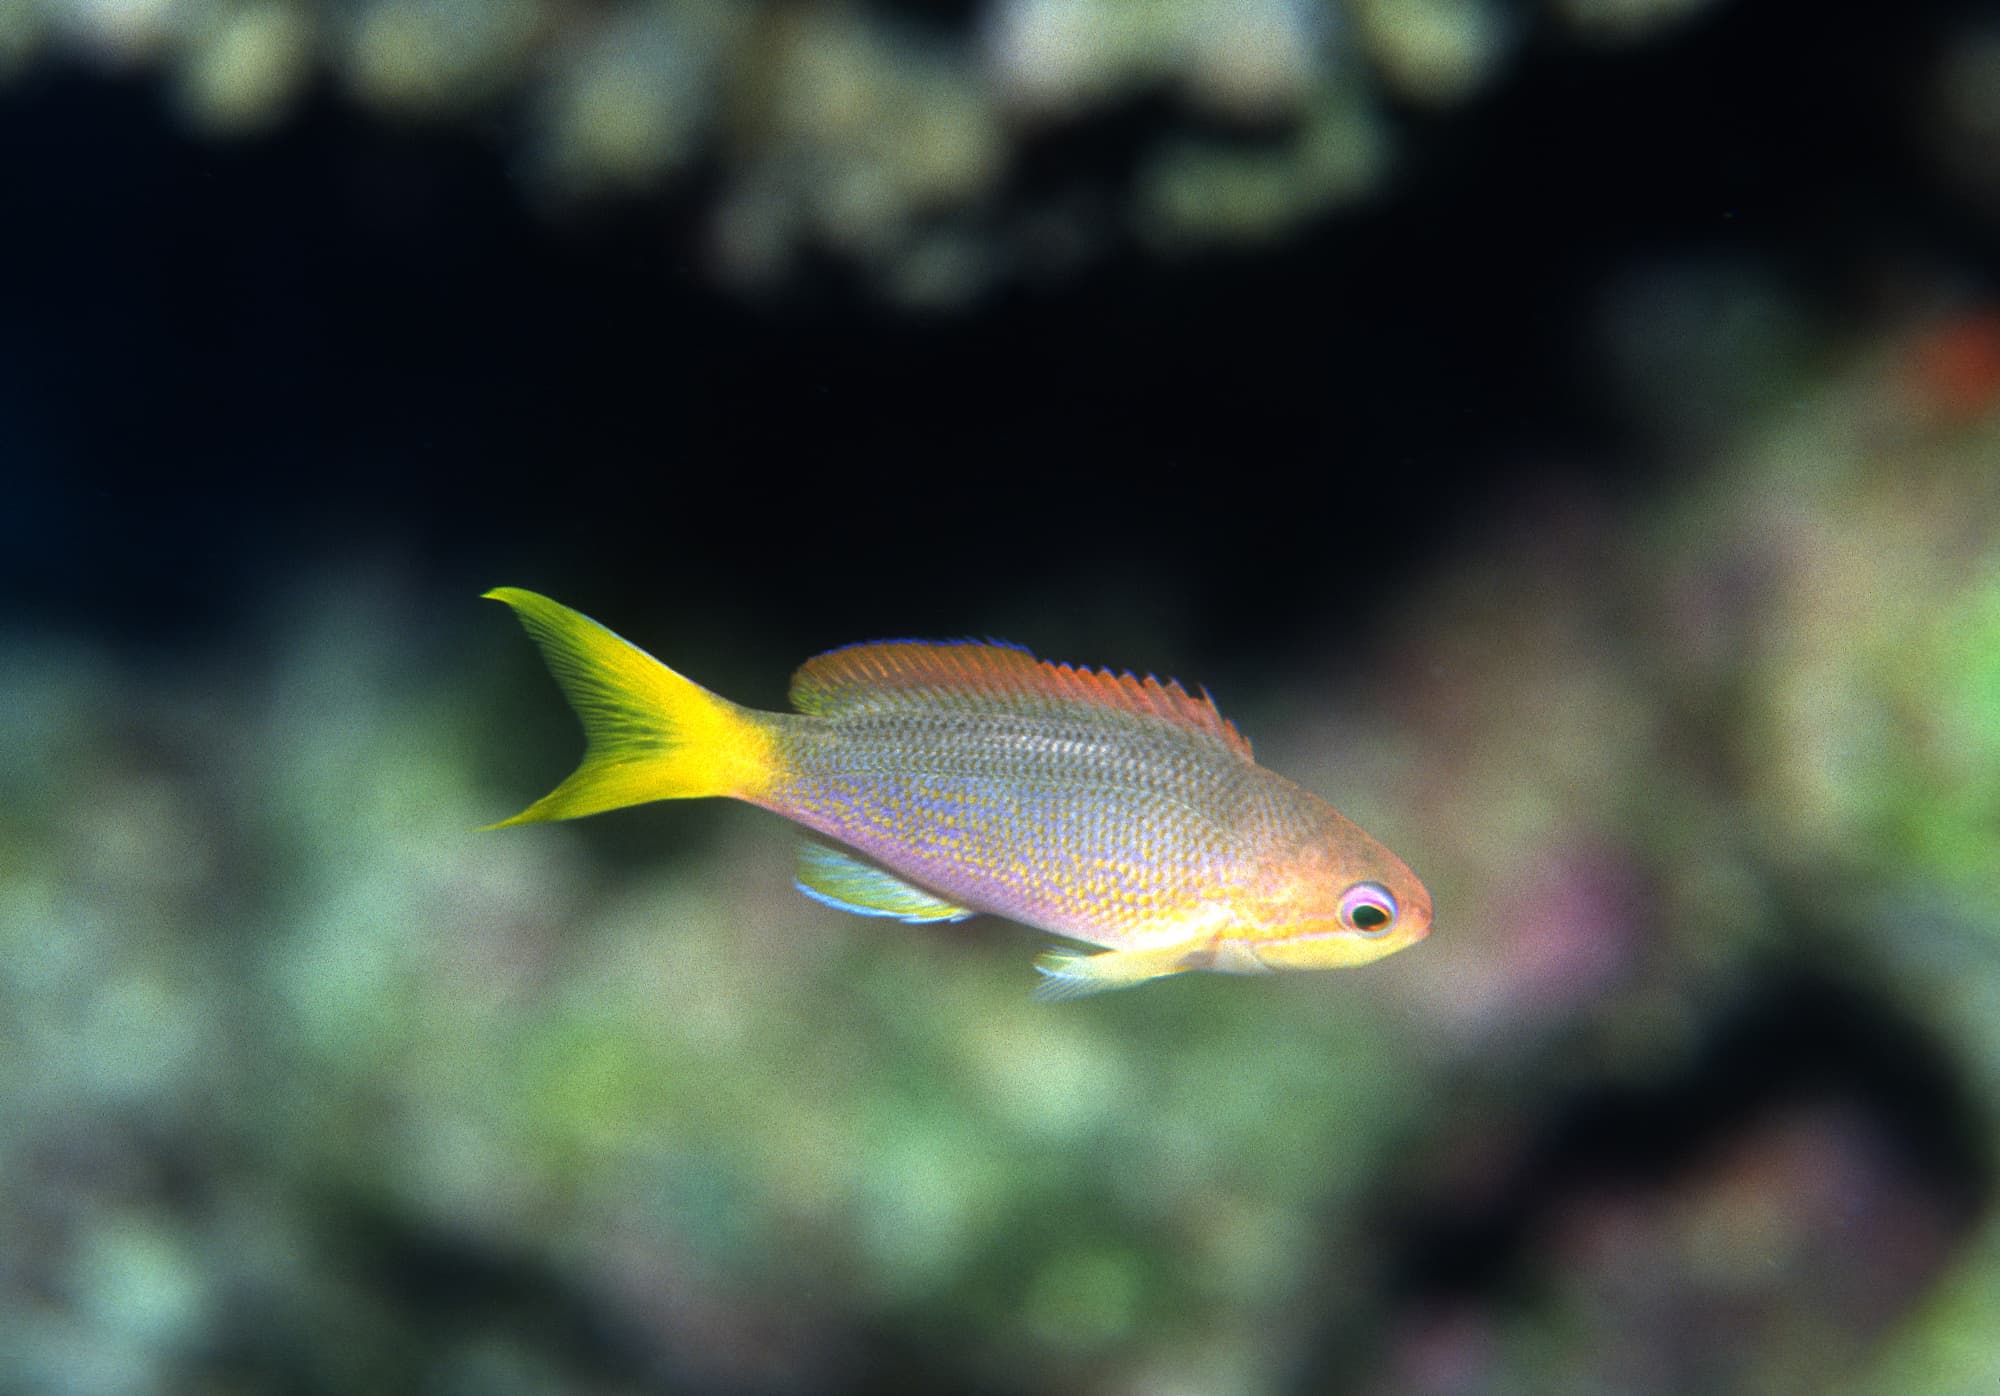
left=788, top=639, right=1253, bottom=759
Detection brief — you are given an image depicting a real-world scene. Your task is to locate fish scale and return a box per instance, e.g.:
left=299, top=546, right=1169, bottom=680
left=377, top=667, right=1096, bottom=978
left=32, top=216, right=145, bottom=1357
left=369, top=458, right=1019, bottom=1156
left=768, top=714, right=1241, bottom=923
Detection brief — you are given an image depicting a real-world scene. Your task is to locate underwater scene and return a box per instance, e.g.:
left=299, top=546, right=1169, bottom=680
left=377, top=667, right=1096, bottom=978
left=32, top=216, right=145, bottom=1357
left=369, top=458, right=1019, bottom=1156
left=4, top=0, right=1999, bottom=1391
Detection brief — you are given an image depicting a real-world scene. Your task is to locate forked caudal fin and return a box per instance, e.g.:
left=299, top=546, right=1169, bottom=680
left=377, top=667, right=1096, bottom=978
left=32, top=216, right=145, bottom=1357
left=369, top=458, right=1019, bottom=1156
left=483, top=587, right=774, bottom=826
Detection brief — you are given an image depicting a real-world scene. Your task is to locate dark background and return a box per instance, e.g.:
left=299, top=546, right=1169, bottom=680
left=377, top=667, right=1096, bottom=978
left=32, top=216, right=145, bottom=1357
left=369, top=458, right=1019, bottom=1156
left=5, top=0, right=1980, bottom=652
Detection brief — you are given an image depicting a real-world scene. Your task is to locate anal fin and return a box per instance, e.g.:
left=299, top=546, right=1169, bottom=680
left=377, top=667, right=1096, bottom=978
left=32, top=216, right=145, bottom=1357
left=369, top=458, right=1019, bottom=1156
left=1030, top=942, right=1201, bottom=1002
left=794, top=843, right=974, bottom=924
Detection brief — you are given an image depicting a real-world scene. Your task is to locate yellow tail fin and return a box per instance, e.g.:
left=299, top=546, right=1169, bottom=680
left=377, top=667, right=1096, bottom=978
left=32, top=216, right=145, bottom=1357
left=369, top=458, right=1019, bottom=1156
left=484, top=587, right=774, bottom=826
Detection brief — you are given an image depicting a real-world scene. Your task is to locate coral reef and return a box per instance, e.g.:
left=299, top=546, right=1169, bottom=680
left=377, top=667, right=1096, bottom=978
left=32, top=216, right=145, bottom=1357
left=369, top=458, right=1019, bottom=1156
left=3, top=319, right=1995, bottom=1392
left=0, top=0, right=1745, bottom=302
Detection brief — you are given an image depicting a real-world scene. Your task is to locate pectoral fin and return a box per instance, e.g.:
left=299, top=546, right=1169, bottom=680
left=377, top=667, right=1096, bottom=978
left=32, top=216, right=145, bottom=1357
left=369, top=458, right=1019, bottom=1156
left=1030, top=941, right=1204, bottom=1002
left=794, top=843, right=974, bottom=924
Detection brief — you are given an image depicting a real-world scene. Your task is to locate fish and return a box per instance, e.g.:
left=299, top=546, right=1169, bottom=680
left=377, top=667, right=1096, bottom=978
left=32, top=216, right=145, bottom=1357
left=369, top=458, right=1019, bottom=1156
left=484, top=587, right=1431, bottom=999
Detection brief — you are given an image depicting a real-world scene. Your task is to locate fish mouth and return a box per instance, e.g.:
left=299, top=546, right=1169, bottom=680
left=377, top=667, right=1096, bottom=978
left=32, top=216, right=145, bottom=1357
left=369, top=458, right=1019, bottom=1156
left=1397, top=884, right=1435, bottom=942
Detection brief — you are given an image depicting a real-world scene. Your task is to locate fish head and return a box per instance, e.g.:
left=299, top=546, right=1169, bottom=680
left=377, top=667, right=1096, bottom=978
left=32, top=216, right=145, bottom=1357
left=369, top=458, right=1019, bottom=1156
left=1237, top=805, right=1433, bottom=972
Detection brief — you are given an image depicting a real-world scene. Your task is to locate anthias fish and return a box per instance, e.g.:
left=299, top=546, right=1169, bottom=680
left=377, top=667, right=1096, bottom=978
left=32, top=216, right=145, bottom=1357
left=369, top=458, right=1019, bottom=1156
left=486, top=588, right=1431, bottom=998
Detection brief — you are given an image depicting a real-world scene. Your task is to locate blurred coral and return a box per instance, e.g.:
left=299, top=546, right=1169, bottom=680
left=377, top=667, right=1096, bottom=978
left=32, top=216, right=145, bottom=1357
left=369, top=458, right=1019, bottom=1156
left=2, top=317, right=1997, bottom=1390
left=0, top=0, right=1744, bottom=301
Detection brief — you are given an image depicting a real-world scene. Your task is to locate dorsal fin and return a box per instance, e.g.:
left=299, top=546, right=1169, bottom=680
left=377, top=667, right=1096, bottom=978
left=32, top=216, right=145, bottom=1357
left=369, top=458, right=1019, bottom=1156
left=788, top=639, right=1252, bottom=759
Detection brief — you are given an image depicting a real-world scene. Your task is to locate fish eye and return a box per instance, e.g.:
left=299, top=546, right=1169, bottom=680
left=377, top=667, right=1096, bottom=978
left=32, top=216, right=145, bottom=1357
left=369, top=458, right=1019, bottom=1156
left=1338, top=882, right=1398, bottom=936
